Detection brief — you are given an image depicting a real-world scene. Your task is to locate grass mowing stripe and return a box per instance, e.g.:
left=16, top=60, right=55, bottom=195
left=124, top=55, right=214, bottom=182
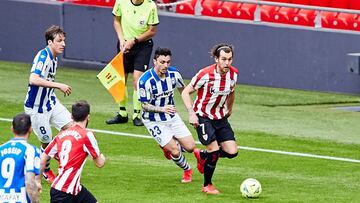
left=2, top=117, right=358, bottom=164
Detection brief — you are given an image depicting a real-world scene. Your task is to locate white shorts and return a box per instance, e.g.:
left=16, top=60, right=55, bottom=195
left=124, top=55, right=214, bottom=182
left=24, top=101, right=71, bottom=144
left=142, top=113, right=191, bottom=147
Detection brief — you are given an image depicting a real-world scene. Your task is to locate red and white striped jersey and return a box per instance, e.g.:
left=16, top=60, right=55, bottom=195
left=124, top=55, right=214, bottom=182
left=44, top=124, right=101, bottom=195
left=190, top=64, right=238, bottom=120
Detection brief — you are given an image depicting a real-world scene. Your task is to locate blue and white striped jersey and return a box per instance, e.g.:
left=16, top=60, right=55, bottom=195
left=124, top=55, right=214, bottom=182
left=0, top=138, right=40, bottom=203
left=138, top=67, right=185, bottom=122
left=24, top=47, right=58, bottom=113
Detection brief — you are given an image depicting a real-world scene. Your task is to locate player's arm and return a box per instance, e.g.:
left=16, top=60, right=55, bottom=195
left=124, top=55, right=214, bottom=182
left=25, top=172, right=40, bottom=203
left=113, top=15, right=125, bottom=51
left=29, top=73, right=72, bottom=96
left=135, top=25, right=157, bottom=43
left=124, top=25, right=157, bottom=52
left=39, top=153, right=51, bottom=176
left=94, top=153, right=106, bottom=168
left=181, top=84, right=199, bottom=127
left=226, top=90, right=235, bottom=117
left=141, top=102, right=176, bottom=115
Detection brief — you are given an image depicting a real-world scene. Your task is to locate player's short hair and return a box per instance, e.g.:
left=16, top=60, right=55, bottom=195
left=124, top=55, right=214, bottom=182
left=45, top=25, right=66, bottom=45
left=211, top=43, right=234, bottom=58
left=12, top=113, right=31, bottom=136
left=153, top=47, right=172, bottom=59
left=72, top=100, right=90, bottom=122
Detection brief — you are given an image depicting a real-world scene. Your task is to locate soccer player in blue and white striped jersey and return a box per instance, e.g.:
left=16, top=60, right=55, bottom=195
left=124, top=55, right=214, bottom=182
left=0, top=113, right=41, bottom=203
left=137, top=47, right=197, bottom=183
left=24, top=25, right=73, bottom=183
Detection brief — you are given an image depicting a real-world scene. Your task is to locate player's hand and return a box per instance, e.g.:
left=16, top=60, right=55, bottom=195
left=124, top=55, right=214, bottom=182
left=189, top=113, right=199, bottom=128
left=119, top=40, right=125, bottom=52
left=164, top=105, right=176, bottom=115
left=123, top=40, right=135, bottom=53
left=58, top=83, right=72, bottom=97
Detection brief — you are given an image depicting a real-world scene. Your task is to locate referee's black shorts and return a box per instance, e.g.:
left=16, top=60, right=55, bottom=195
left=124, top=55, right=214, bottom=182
left=117, top=39, right=153, bottom=74
left=196, top=115, right=236, bottom=146
left=50, top=186, right=97, bottom=203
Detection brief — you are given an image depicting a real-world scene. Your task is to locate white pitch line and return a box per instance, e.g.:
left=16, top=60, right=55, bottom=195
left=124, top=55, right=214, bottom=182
left=1, top=117, right=359, bottom=163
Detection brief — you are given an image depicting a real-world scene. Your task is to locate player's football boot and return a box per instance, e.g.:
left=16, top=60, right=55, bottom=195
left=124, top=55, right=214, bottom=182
left=193, top=149, right=205, bottom=174
left=132, top=117, right=144, bottom=126
left=43, top=170, right=56, bottom=184
left=106, top=114, right=128, bottom=124
left=181, top=169, right=192, bottom=183
left=202, top=184, right=220, bottom=195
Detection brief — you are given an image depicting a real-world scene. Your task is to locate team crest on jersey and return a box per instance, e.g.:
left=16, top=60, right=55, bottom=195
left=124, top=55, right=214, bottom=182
left=139, top=19, right=145, bottom=27
left=171, top=77, right=176, bottom=85
left=139, top=88, right=146, bottom=97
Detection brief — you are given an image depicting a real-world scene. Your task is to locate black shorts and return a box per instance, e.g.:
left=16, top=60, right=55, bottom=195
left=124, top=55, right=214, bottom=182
left=117, top=39, right=153, bottom=73
left=196, top=115, right=236, bottom=145
left=50, top=186, right=97, bottom=203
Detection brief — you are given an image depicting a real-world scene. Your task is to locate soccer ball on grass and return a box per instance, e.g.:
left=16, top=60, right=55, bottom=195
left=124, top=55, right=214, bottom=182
left=240, top=178, right=262, bottom=198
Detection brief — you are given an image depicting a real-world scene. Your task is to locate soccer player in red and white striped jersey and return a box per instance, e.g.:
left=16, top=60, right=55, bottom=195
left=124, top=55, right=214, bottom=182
left=40, top=101, right=106, bottom=203
left=182, top=43, right=238, bottom=195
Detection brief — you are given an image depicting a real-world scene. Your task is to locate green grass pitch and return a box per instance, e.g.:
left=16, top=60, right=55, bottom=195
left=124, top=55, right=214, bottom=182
left=0, top=60, right=359, bottom=202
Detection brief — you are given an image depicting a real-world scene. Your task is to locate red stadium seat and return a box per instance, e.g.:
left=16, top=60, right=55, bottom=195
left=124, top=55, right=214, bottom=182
left=260, top=0, right=292, bottom=23
left=176, top=0, right=197, bottom=15
left=321, top=0, right=350, bottom=30
left=201, top=0, right=222, bottom=16
left=237, top=3, right=257, bottom=20
left=215, top=2, right=240, bottom=19
left=289, top=0, right=329, bottom=26
left=333, top=0, right=360, bottom=31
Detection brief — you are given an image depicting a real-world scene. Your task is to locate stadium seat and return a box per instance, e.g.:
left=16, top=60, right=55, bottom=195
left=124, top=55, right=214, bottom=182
left=335, top=0, right=360, bottom=31
left=201, top=0, right=222, bottom=17
left=176, top=0, right=197, bottom=15
left=236, top=3, right=257, bottom=20
left=321, top=0, right=350, bottom=30
left=214, top=2, right=240, bottom=19
left=260, top=0, right=296, bottom=24
left=289, top=0, right=330, bottom=27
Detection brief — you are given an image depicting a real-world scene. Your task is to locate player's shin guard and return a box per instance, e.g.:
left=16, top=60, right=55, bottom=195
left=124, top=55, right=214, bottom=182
left=132, top=90, right=141, bottom=119
left=219, top=148, right=238, bottom=159
left=204, top=150, right=220, bottom=186
left=171, top=152, right=191, bottom=171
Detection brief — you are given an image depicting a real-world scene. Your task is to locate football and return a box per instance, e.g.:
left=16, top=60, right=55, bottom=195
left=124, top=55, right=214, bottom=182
left=240, top=178, right=262, bottom=198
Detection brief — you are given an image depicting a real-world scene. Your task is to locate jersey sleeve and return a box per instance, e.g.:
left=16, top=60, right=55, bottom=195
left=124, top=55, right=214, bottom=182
left=84, top=131, right=101, bottom=159
left=112, top=0, right=122, bottom=16
left=190, top=70, right=206, bottom=91
left=137, top=78, right=151, bottom=103
left=175, top=70, right=185, bottom=88
left=44, top=138, right=58, bottom=158
left=25, top=145, right=40, bottom=175
left=148, top=3, right=159, bottom=25
left=30, top=50, right=48, bottom=77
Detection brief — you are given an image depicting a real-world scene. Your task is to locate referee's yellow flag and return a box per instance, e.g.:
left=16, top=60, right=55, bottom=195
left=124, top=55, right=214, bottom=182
left=97, top=52, right=126, bottom=103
